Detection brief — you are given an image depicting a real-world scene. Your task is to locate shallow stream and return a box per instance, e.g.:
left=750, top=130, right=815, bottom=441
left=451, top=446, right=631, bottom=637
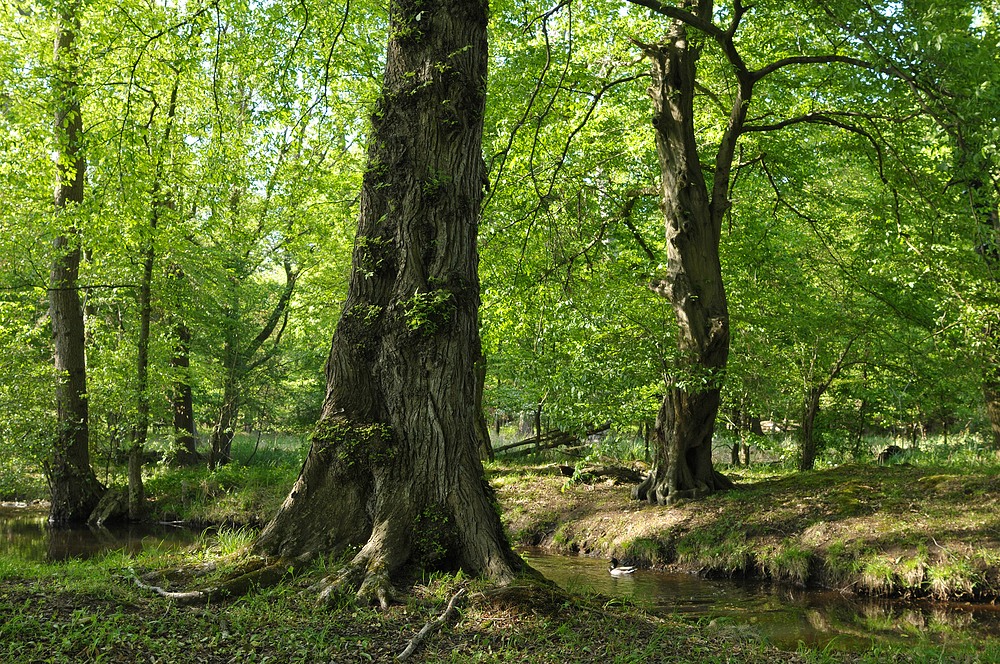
left=521, top=548, right=1000, bottom=652
left=3, top=505, right=998, bottom=652
left=0, top=504, right=199, bottom=562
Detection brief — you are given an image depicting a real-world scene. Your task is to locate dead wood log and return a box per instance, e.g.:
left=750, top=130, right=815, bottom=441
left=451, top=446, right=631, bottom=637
left=494, top=426, right=609, bottom=456
left=559, top=464, right=644, bottom=484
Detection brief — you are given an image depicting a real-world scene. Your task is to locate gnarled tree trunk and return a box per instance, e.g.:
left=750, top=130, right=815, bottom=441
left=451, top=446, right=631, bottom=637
left=632, top=13, right=742, bottom=505
left=255, top=0, right=524, bottom=604
left=48, top=0, right=104, bottom=525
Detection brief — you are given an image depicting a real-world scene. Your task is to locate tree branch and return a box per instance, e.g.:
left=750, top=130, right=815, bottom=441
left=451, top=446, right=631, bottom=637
left=396, top=588, right=466, bottom=661
left=624, top=0, right=723, bottom=40
left=751, top=54, right=880, bottom=82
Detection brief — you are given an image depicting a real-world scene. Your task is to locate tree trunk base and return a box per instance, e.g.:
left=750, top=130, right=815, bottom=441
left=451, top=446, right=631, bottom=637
left=632, top=467, right=734, bottom=505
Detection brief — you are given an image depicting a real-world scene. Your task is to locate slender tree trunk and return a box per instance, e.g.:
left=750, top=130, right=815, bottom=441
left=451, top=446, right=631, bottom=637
left=129, top=75, right=181, bottom=514
left=168, top=320, right=200, bottom=465
left=533, top=404, right=542, bottom=453
left=985, top=377, right=1000, bottom=449
left=799, top=387, right=822, bottom=471
left=632, top=14, right=745, bottom=504
left=48, top=0, right=104, bottom=525
left=131, top=221, right=153, bottom=521
left=256, top=0, right=524, bottom=604
left=210, top=362, right=239, bottom=469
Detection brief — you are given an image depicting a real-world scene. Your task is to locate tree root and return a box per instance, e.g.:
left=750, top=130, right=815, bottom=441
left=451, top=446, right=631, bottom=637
left=132, top=556, right=292, bottom=605
left=396, top=587, right=466, bottom=661
left=313, top=554, right=396, bottom=609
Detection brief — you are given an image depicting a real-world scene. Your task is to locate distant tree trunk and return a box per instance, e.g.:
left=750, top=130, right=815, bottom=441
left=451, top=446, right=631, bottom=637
left=744, top=414, right=761, bottom=465
left=631, top=12, right=746, bottom=504
left=210, top=358, right=239, bottom=469
left=129, top=74, right=180, bottom=520
left=985, top=377, right=1000, bottom=449
left=798, top=338, right=855, bottom=471
left=799, top=386, right=822, bottom=471
left=168, top=320, right=200, bottom=465
left=533, top=404, right=542, bottom=453
left=47, top=0, right=104, bottom=525
left=209, top=262, right=296, bottom=469
left=131, top=208, right=153, bottom=522
left=255, top=0, right=525, bottom=604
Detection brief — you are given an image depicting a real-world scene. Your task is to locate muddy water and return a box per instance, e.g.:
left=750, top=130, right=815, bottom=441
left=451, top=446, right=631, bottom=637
left=521, top=549, right=1000, bottom=652
left=0, top=504, right=200, bottom=562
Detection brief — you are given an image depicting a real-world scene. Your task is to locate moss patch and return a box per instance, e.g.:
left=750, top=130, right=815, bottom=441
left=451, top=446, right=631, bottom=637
left=314, top=417, right=394, bottom=472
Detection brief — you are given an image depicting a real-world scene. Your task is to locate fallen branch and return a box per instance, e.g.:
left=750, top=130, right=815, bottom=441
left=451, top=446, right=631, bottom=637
left=396, top=587, right=467, bottom=661
left=495, top=426, right=609, bottom=456
left=559, top=464, right=644, bottom=484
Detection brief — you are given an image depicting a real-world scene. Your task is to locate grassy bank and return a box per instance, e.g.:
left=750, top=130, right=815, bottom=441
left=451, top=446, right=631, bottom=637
left=496, top=457, right=1000, bottom=602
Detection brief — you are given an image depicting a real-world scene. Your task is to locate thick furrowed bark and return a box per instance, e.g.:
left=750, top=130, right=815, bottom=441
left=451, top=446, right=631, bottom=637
left=251, top=0, right=526, bottom=599
left=633, top=387, right=733, bottom=505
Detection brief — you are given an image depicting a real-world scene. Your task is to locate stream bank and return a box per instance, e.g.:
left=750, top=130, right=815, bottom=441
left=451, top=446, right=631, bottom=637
left=493, top=461, right=1000, bottom=603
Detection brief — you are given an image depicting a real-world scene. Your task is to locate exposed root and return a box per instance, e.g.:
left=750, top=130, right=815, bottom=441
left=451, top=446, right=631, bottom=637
left=133, top=557, right=292, bottom=605
left=314, top=554, right=396, bottom=609
left=396, top=587, right=466, bottom=661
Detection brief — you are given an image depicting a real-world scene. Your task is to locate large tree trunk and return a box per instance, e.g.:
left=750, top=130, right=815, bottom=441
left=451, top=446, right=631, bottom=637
left=47, top=0, right=104, bottom=525
left=255, top=0, right=524, bottom=604
left=632, top=15, right=739, bottom=505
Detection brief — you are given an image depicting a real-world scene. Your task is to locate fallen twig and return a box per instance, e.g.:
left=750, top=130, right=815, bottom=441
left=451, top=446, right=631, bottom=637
left=396, top=587, right=467, bottom=661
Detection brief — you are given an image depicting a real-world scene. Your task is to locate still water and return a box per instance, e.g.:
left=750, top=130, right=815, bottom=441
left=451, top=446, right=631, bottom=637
left=3, top=506, right=998, bottom=652
left=0, top=504, right=199, bottom=562
left=520, top=549, right=1000, bottom=652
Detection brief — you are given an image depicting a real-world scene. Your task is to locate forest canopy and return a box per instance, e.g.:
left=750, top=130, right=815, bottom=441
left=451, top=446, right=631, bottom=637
left=1, top=0, right=998, bottom=501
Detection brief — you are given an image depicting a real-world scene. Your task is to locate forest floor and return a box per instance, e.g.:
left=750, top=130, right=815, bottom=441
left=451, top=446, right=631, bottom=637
left=3, top=441, right=1000, bottom=662
left=496, top=460, right=1000, bottom=602
left=0, top=558, right=862, bottom=663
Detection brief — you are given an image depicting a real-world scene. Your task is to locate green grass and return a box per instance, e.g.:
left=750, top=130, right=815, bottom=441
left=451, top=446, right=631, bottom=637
left=0, top=554, right=858, bottom=664
left=5, top=430, right=1000, bottom=661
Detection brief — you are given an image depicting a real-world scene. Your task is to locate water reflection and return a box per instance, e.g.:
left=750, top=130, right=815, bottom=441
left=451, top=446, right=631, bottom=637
left=520, top=548, right=1000, bottom=652
left=0, top=505, right=199, bottom=562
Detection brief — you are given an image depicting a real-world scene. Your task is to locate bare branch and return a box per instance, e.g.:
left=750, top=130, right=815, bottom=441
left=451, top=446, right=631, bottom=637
left=744, top=111, right=888, bottom=183
left=396, top=588, right=467, bottom=661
